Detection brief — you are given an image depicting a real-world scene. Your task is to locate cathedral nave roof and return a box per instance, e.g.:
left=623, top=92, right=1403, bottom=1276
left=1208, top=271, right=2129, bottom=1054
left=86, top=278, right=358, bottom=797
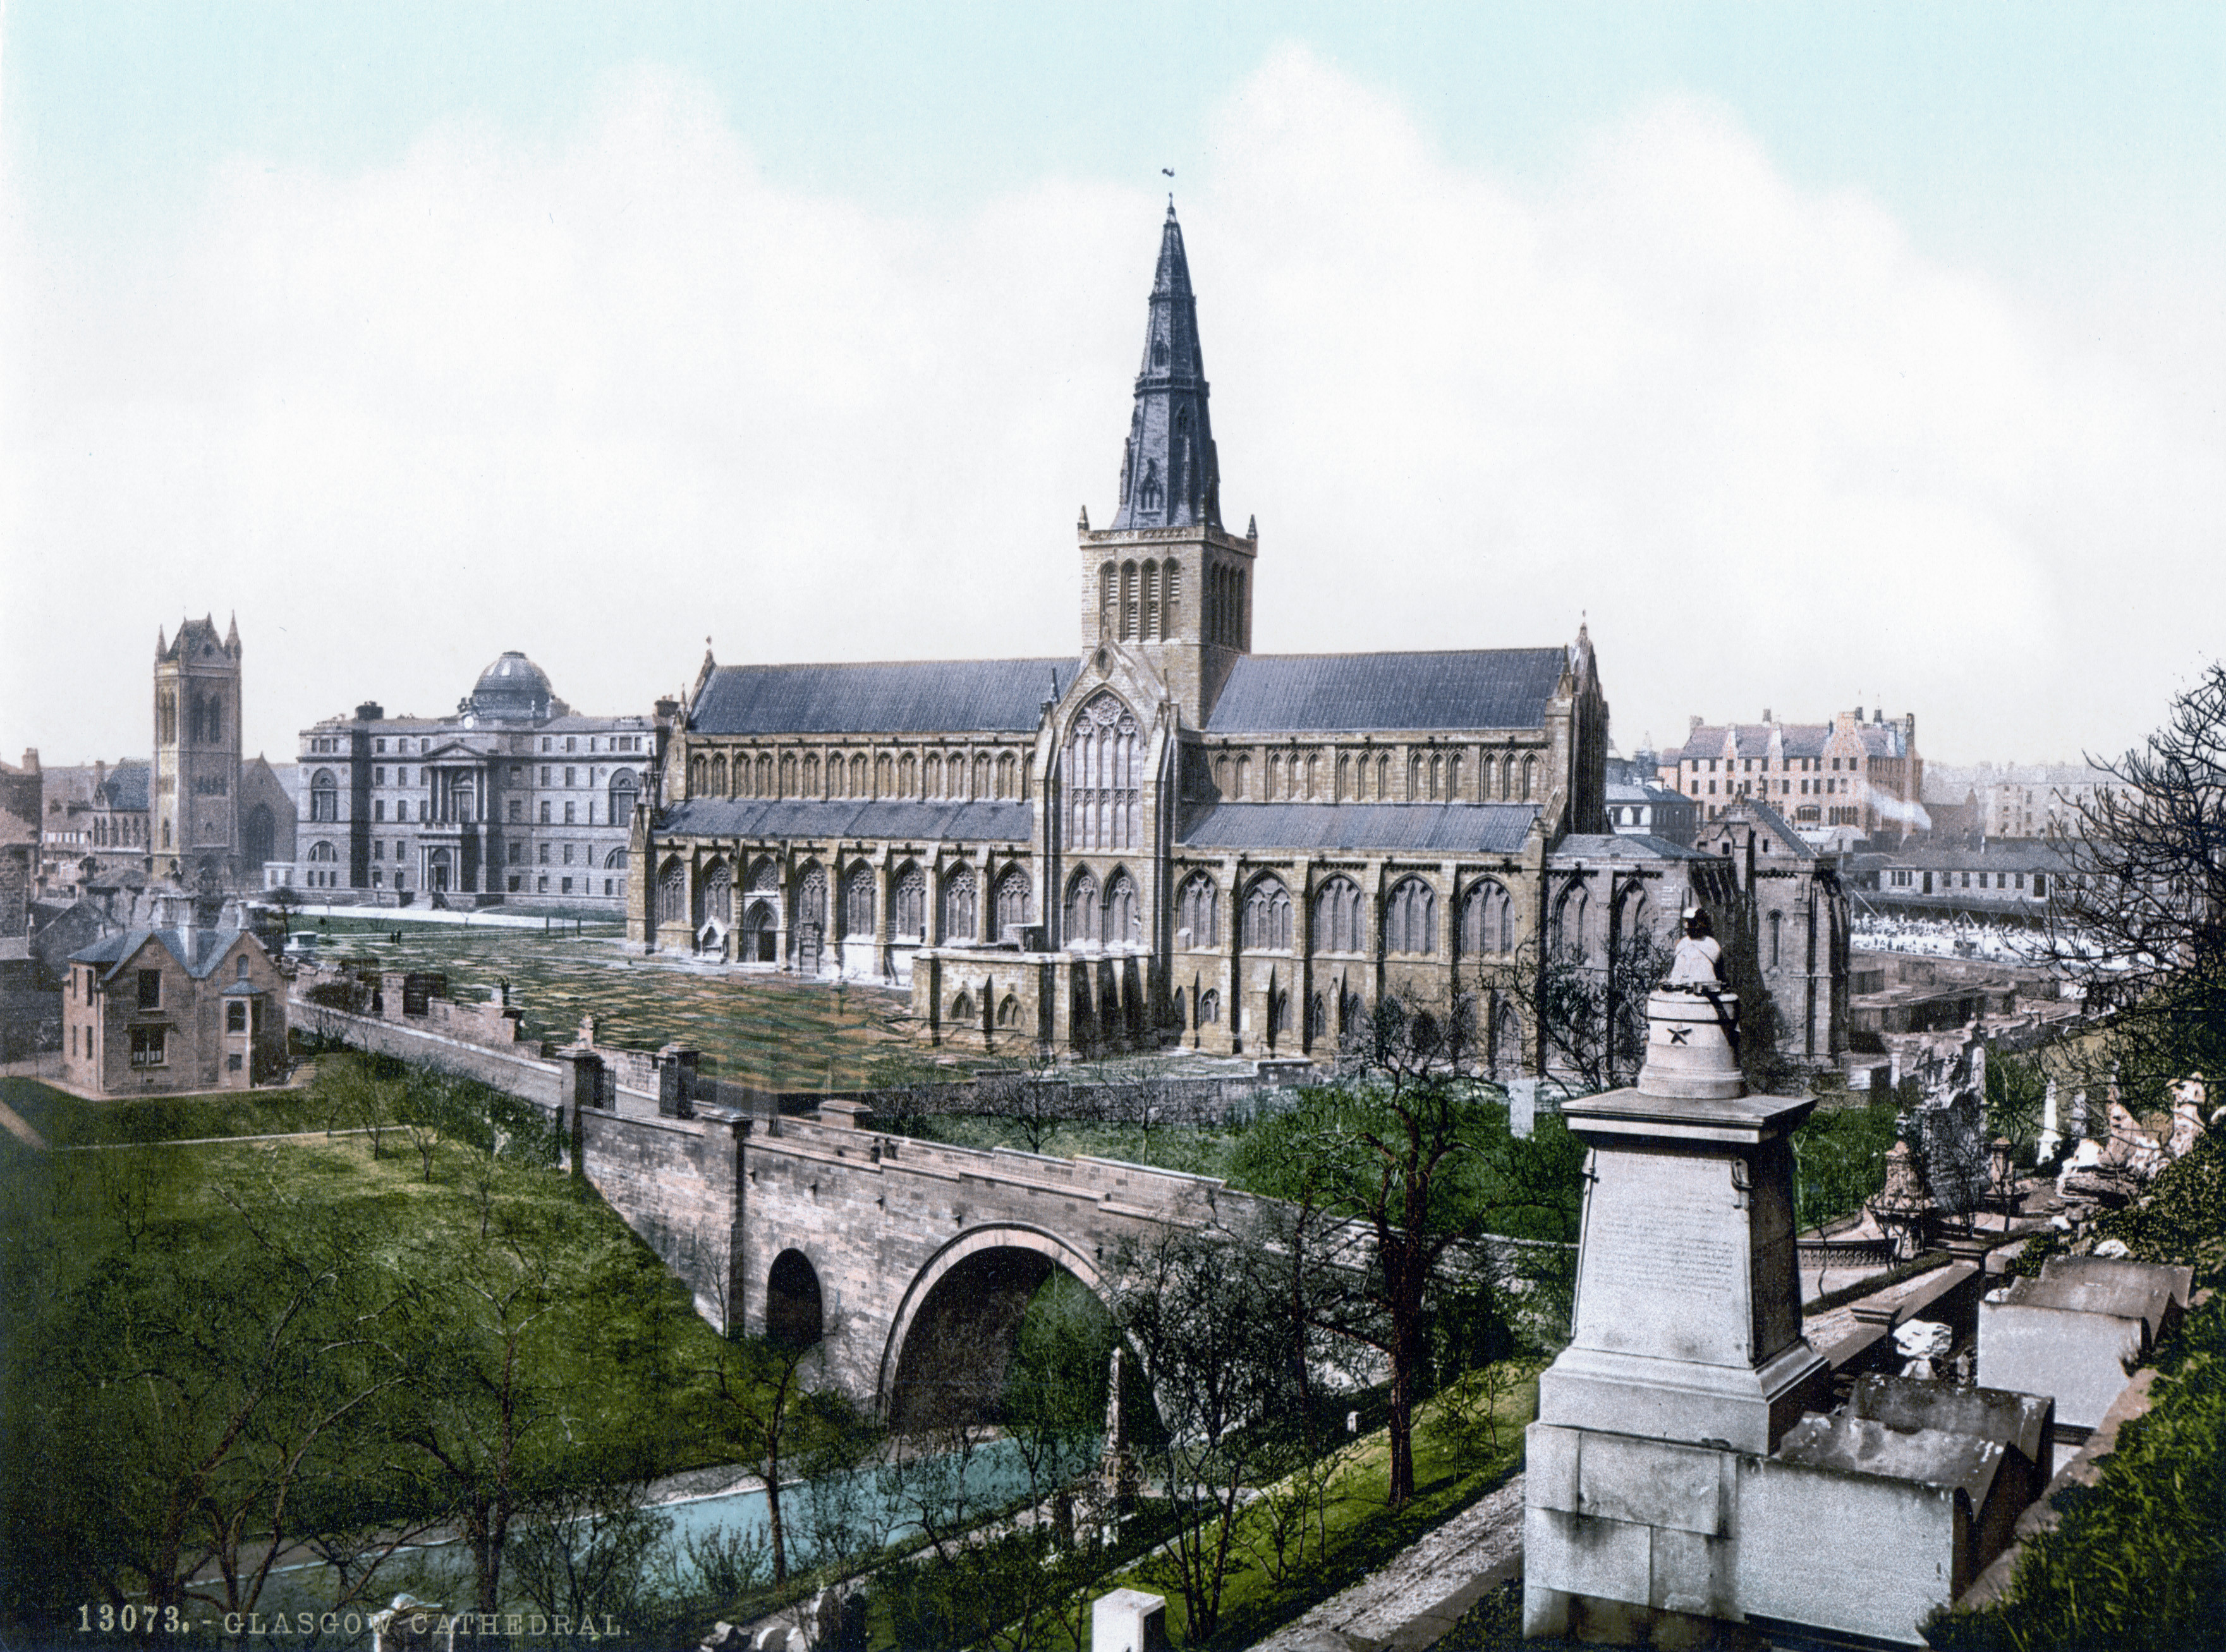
left=1203, top=649, right=1567, bottom=735
left=658, top=797, right=1035, bottom=845
left=689, top=659, right=1083, bottom=738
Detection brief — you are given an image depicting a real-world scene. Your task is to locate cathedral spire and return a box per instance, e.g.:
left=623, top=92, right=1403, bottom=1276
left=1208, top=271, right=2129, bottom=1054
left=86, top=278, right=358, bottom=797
left=1111, top=203, right=1220, bottom=530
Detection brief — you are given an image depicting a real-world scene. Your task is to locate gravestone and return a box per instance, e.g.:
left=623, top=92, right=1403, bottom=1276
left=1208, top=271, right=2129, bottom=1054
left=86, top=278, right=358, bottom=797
left=1505, top=1076, right=1538, bottom=1139
left=1523, top=974, right=1827, bottom=1641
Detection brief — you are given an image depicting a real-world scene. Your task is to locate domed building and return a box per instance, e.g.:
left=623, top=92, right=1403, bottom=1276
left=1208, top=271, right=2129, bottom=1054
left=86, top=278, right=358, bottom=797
left=288, top=652, right=650, bottom=913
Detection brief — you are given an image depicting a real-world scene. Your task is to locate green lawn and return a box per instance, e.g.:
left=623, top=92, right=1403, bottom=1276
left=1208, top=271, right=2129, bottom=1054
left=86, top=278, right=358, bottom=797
left=1111, top=1367, right=1539, bottom=1649
left=0, top=1076, right=341, bottom=1146
left=291, top=920, right=961, bottom=1088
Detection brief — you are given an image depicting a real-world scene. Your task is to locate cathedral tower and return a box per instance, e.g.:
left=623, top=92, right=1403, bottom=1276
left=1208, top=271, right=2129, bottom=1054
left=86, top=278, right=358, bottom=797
left=1079, top=203, right=1256, bottom=727
left=153, top=614, right=243, bottom=884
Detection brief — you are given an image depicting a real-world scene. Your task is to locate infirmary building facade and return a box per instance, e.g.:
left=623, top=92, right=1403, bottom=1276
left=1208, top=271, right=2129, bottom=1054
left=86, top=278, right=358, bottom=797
left=629, top=209, right=1849, bottom=1072
left=289, top=653, right=649, bottom=911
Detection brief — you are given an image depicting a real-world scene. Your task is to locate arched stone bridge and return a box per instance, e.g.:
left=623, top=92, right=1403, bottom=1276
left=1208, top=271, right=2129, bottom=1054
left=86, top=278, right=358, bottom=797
left=575, top=1095, right=1272, bottom=1426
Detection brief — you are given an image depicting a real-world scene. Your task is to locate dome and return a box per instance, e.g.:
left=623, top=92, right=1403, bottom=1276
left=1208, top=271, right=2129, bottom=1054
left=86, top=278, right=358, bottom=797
left=466, top=652, right=557, bottom=720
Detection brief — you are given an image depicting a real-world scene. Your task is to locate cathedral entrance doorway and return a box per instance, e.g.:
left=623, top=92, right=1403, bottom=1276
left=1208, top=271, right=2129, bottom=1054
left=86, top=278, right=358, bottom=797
left=743, top=900, right=777, bottom=963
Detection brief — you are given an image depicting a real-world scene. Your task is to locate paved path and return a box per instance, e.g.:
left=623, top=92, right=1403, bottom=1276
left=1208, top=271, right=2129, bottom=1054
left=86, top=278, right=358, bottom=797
left=1250, top=1475, right=1526, bottom=1652
left=0, top=1098, right=49, bottom=1150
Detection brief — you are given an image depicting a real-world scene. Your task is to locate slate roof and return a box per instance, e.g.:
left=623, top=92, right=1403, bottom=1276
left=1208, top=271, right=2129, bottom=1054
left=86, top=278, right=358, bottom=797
left=1705, top=799, right=1815, bottom=859
left=1176, top=802, right=1538, bottom=855
left=1205, top=650, right=1566, bottom=734
left=95, top=762, right=150, bottom=812
left=689, top=659, right=1082, bottom=737
left=658, top=798, right=1035, bottom=844
left=1673, top=722, right=1831, bottom=762
left=70, top=926, right=250, bottom=981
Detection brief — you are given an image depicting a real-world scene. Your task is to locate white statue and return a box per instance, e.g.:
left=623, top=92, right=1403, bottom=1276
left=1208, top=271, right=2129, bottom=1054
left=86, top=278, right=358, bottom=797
left=1667, top=907, right=1725, bottom=990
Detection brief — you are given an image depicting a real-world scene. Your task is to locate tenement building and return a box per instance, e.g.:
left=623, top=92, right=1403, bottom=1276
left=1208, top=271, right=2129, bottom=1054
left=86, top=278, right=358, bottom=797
left=630, top=208, right=1842, bottom=1071
left=287, top=653, right=650, bottom=912
left=1663, top=707, right=1922, bottom=841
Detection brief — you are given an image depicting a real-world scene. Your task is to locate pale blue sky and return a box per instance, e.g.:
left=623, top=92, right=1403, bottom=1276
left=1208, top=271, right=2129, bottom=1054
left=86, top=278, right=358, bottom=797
left=4, top=4, right=2222, bottom=767
left=14, top=3, right=2220, bottom=279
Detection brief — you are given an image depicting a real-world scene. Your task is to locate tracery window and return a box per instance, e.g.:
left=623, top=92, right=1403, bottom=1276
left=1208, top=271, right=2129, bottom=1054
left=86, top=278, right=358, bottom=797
left=1104, top=869, right=1140, bottom=945
left=1066, top=869, right=1100, bottom=945
left=1385, top=877, right=1437, bottom=954
left=696, top=859, right=731, bottom=929
left=1065, top=693, right=1141, bottom=850
left=994, top=865, right=1033, bottom=937
left=794, top=863, right=828, bottom=931
left=841, top=865, right=875, bottom=938
left=941, top=864, right=977, bottom=941
left=1243, top=876, right=1292, bottom=951
left=892, top=864, right=926, bottom=938
left=1177, top=872, right=1219, bottom=948
left=1554, top=882, right=1588, bottom=960
left=657, top=858, right=686, bottom=923
left=1313, top=875, right=1365, bottom=954
left=1461, top=878, right=1514, bottom=955
left=748, top=856, right=780, bottom=893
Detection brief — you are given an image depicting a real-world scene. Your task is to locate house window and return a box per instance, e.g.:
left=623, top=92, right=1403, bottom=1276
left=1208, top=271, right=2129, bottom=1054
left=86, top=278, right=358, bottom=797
left=563, top=844, right=575, bottom=865
left=538, top=844, right=550, bottom=864
left=129, top=1026, right=166, bottom=1067
left=565, top=767, right=576, bottom=787
left=226, top=1000, right=248, bottom=1033
left=540, top=802, right=552, bottom=823
left=538, top=875, right=548, bottom=892
left=509, top=844, right=524, bottom=865
left=374, top=801, right=386, bottom=822
left=562, top=877, right=573, bottom=894
left=564, top=802, right=576, bottom=825
left=137, top=969, right=161, bottom=1009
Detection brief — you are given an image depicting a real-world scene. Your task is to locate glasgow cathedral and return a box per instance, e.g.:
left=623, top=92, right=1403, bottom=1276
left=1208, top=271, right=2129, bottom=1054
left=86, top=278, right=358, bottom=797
left=629, top=207, right=1847, bottom=1069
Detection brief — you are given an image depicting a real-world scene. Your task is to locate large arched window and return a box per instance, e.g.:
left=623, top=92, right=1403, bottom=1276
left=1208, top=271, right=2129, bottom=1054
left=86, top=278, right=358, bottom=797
left=657, top=858, right=687, bottom=923
left=891, top=864, right=926, bottom=939
left=1461, top=878, right=1515, bottom=955
left=696, top=859, right=731, bottom=930
left=307, top=841, right=337, bottom=863
left=1243, top=875, right=1292, bottom=951
left=1176, top=872, right=1219, bottom=947
left=794, top=863, right=828, bottom=930
left=310, top=769, right=338, bottom=823
left=841, top=865, right=875, bottom=938
left=604, top=847, right=628, bottom=869
left=1385, top=877, right=1437, bottom=954
left=1066, top=869, right=1100, bottom=945
left=608, top=768, right=639, bottom=826
left=994, top=866, right=1033, bottom=938
left=1066, top=693, right=1141, bottom=851
left=709, top=755, right=727, bottom=796
left=1554, top=882, right=1589, bottom=960
left=1313, top=875, right=1365, bottom=954
left=1104, top=869, right=1140, bottom=945
left=940, top=864, right=976, bottom=940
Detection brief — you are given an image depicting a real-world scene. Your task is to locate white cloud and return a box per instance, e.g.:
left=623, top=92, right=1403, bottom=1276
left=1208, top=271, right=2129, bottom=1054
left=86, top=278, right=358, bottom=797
left=4, top=48, right=2218, bottom=769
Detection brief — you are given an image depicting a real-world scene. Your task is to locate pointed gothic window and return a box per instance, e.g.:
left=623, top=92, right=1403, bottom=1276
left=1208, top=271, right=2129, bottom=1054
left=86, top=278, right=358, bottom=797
left=841, top=865, right=875, bottom=940
left=1104, top=870, right=1140, bottom=945
left=892, top=864, right=926, bottom=939
left=1177, top=872, right=1219, bottom=947
left=696, top=859, right=731, bottom=930
left=941, top=864, right=977, bottom=941
left=657, top=858, right=686, bottom=924
left=994, top=865, right=1033, bottom=938
left=1243, top=876, right=1292, bottom=951
left=1461, top=878, right=1514, bottom=955
left=1066, top=868, right=1100, bottom=945
left=1313, top=876, right=1364, bottom=954
left=1065, top=693, right=1141, bottom=851
left=1386, top=878, right=1437, bottom=955
left=1140, top=461, right=1162, bottom=514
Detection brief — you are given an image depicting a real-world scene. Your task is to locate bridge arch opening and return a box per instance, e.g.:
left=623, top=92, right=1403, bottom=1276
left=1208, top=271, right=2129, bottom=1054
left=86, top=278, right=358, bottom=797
left=880, top=1228, right=1120, bottom=1435
left=766, top=1248, right=824, bottom=1350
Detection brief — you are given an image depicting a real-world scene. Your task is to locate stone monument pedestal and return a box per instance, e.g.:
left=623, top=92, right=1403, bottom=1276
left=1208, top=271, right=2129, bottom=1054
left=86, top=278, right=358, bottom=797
left=1523, top=988, right=1828, bottom=1642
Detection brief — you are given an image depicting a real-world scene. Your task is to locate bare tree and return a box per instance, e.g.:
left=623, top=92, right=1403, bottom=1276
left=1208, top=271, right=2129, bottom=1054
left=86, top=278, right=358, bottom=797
left=2043, top=661, right=2226, bottom=1096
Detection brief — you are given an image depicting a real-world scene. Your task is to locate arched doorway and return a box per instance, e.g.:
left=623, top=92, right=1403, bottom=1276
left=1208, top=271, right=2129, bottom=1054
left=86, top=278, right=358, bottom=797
left=428, top=847, right=451, bottom=893
left=743, top=899, right=777, bottom=963
left=767, top=1249, right=824, bottom=1349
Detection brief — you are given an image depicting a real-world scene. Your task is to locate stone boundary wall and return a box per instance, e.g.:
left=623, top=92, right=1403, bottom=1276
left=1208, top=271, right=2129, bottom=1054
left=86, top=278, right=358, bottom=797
left=289, top=999, right=565, bottom=1108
